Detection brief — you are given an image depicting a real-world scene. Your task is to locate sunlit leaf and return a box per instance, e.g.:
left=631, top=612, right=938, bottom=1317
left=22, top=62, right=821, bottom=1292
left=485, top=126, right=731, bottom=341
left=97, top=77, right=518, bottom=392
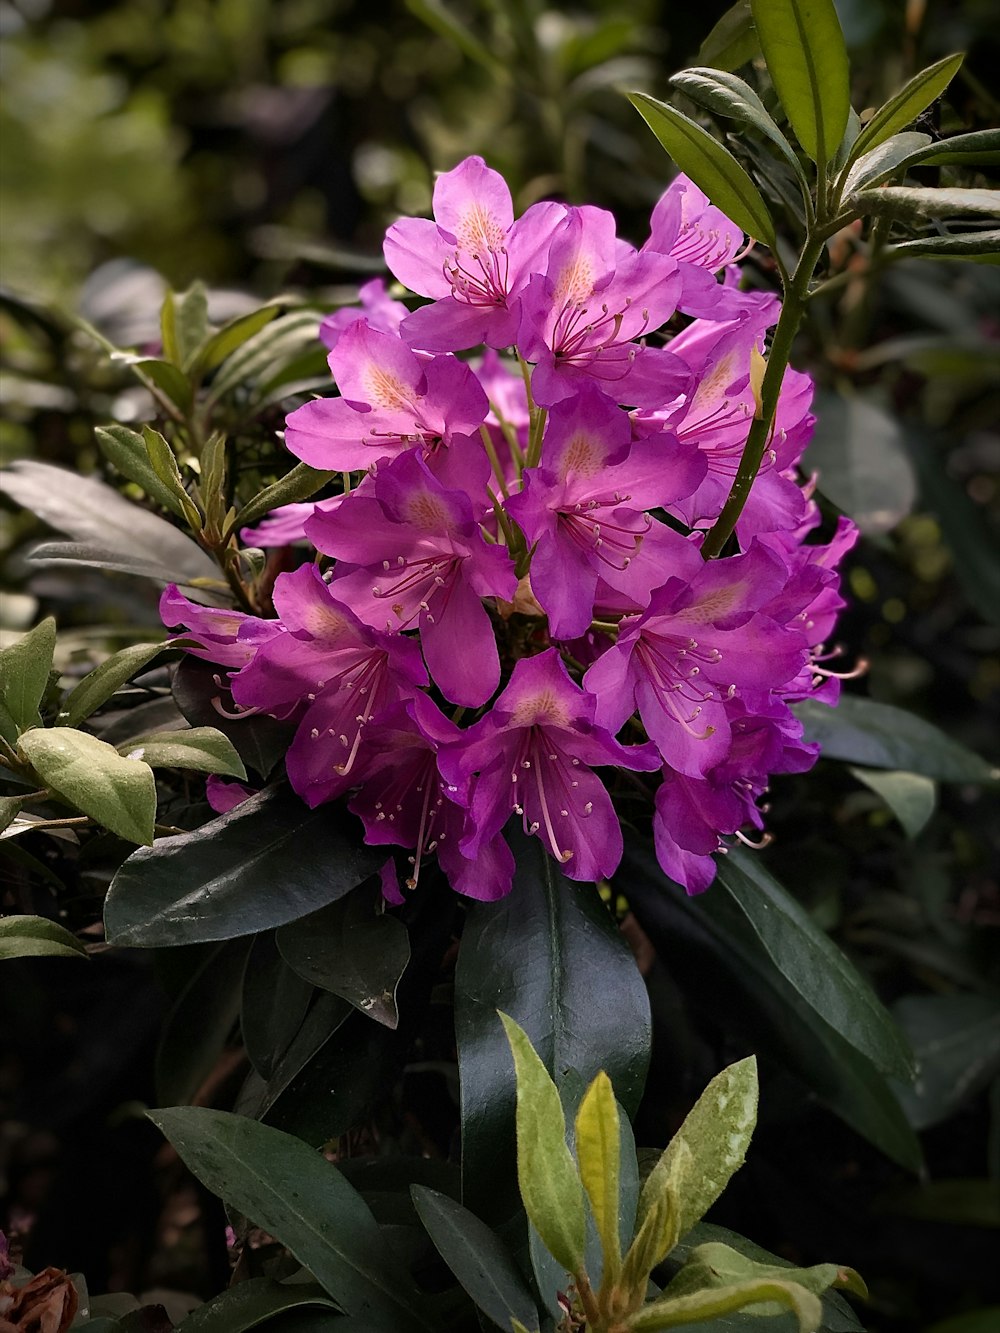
left=225, top=462, right=337, bottom=542
left=848, top=53, right=964, bottom=164
left=850, top=187, right=1000, bottom=221
left=842, top=133, right=932, bottom=195
left=0, top=914, right=87, bottom=961
left=0, top=617, right=55, bottom=733
left=120, top=726, right=248, bottom=780
left=95, top=424, right=191, bottom=518
left=670, top=67, right=806, bottom=184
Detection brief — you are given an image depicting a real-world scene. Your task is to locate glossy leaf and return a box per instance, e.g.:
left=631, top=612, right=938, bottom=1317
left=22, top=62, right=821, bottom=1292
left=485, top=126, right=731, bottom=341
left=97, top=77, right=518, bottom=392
left=575, top=1071, right=622, bottom=1280
left=0, top=617, right=55, bottom=732
left=410, top=1186, right=541, bottom=1333
left=842, top=132, right=932, bottom=195
left=0, top=914, right=87, bottom=961
left=795, top=695, right=998, bottom=783
left=95, top=425, right=189, bottom=518
left=173, top=1278, right=339, bottom=1332
left=670, top=68, right=806, bottom=183
left=235, top=990, right=353, bottom=1124
left=893, top=994, right=1000, bottom=1131
left=455, top=832, right=650, bottom=1223
left=639, top=1058, right=757, bottom=1243
left=148, top=1107, right=431, bottom=1329
left=848, top=767, right=936, bottom=838
left=696, top=1, right=758, bottom=72
left=120, top=726, right=248, bottom=780
left=19, top=727, right=155, bottom=845
left=849, top=187, right=1000, bottom=221
left=241, top=933, right=315, bottom=1080
left=749, top=0, right=849, bottom=167
left=2, top=461, right=220, bottom=588
left=629, top=93, right=776, bottom=246
left=500, top=1013, right=587, bottom=1279
left=58, top=642, right=170, bottom=728
left=225, top=463, right=337, bottom=542
left=104, top=788, right=384, bottom=946
left=276, top=882, right=409, bottom=1028
left=849, top=53, right=964, bottom=163
left=156, top=939, right=251, bottom=1104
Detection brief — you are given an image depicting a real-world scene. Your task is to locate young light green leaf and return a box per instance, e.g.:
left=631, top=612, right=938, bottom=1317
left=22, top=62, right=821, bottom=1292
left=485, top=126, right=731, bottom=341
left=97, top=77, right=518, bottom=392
left=628, top=1277, right=823, bottom=1331
left=58, top=641, right=169, bottom=728
left=843, top=133, right=933, bottom=195
left=664, top=1241, right=867, bottom=1303
left=849, top=53, right=964, bottom=164
left=670, top=67, right=807, bottom=184
left=749, top=0, right=850, bottom=168
left=0, top=617, right=56, bottom=733
left=224, top=462, right=336, bottom=542
left=95, top=425, right=190, bottom=518
left=193, top=305, right=280, bottom=376
left=410, top=1186, right=541, bottom=1333
left=121, top=727, right=248, bottom=780
left=18, top=727, right=156, bottom=845
left=499, top=1012, right=587, bottom=1279
left=575, top=1070, right=622, bottom=1281
left=619, top=1161, right=682, bottom=1291
left=884, top=230, right=1000, bottom=262
left=849, top=767, right=936, bottom=838
left=148, top=1107, right=431, bottom=1329
left=849, top=187, right=1000, bottom=221
left=696, top=1, right=758, bottom=72
left=629, top=93, right=776, bottom=245
left=0, top=914, right=88, bottom=961
left=638, top=1056, right=758, bottom=1240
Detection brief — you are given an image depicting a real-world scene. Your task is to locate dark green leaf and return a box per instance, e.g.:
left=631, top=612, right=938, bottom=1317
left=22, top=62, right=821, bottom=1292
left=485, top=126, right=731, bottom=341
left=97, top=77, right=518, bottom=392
left=0, top=617, right=56, bottom=732
left=455, top=831, right=650, bottom=1223
left=172, top=657, right=293, bottom=780
left=849, top=54, right=964, bottom=163
left=670, top=68, right=805, bottom=183
left=794, top=695, right=997, bottom=783
left=884, top=230, right=1000, bottom=262
left=174, top=1278, right=339, bottom=1332
left=241, top=932, right=315, bottom=1080
left=0, top=793, right=27, bottom=833
left=194, top=306, right=281, bottom=376
left=900, top=128, right=1000, bottom=168
left=410, top=1186, right=540, bottom=1333
left=226, top=463, right=337, bottom=543
left=630, top=93, right=776, bottom=246
left=2, top=461, right=221, bottom=588
left=235, top=990, right=353, bottom=1123
left=148, top=1107, right=431, bottom=1329
left=95, top=425, right=190, bottom=518
left=842, top=133, right=932, bottom=195
left=105, top=788, right=384, bottom=947
left=0, top=914, right=87, bottom=961
left=19, top=727, right=155, bottom=845
left=696, top=1, right=758, bottom=72
left=883, top=1179, right=1000, bottom=1229
left=848, top=768, right=936, bottom=838
left=59, top=642, right=170, bottom=728
left=749, top=0, right=850, bottom=167
left=156, top=939, right=251, bottom=1104
left=206, top=312, right=324, bottom=405
left=893, top=994, right=1000, bottom=1131
left=277, top=881, right=409, bottom=1028
left=121, top=726, right=248, bottom=780
left=850, top=187, right=1000, bottom=221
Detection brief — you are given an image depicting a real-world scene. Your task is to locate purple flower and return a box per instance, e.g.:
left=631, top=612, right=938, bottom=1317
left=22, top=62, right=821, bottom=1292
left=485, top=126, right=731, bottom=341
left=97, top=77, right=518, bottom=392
left=160, top=585, right=276, bottom=669
left=205, top=774, right=255, bottom=814
left=319, top=278, right=408, bottom=351
left=384, top=155, right=566, bottom=352
left=439, top=650, right=658, bottom=881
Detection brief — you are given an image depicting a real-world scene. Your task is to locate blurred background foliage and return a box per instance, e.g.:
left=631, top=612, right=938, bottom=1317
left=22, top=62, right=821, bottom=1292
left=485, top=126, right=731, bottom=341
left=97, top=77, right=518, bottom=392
left=1, top=1, right=999, bottom=1330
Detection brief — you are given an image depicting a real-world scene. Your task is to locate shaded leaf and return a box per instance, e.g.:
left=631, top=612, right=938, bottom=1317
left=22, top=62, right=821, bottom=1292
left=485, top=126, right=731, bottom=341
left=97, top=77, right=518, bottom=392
left=227, top=463, right=337, bottom=542
left=849, top=53, right=964, bottom=163
left=629, top=93, right=776, bottom=245
left=241, top=933, right=315, bottom=1080
left=410, top=1186, right=540, bottom=1333
left=172, top=657, right=292, bottom=780
left=403, top=0, right=507, bottom=77
left=206, top=312, right=324, bottom=404
left=884, top=230, right=1000, bottom=263
left=95, top=425, right=190, bottom=518
left=18, top=727, right=155, bottom=845
left=696, top=1, right=758, bottom=72
left=899, top=128, right=1000, bottom=168
left=104, top=788, right=384, bottom=946
left=156, top=939, right=251, bottom=1104
left=121, top=726, right=248, bottom=780
left=148, top=1108, right=431, bottom=1329
left=142, top=426, right=204, bottom=530
left=795, top=695, right=997, bottom=783
left=0, top=793, right=27, bottom=834
left=883, top=1179, right=1000, bottom=1229
left=194, top=306, right=281, bottom=376
left=276, top=882, right=409, bottom=1028
left=0, top=617, right=55, bottom=732
left=173, top=1278, right=339, bottom=1332
left=0, top=914, right=87, bottom=961
left=749, top=0, right=849, bottom=167
left=848, top=767, right=936, bottom=838
left=850, top=187, right=1000, bottom=221
left=842, top=133, right=933, bottom=196
left=670, top=68, right=806, bottom=183
left=893, top=994, right=1000, bottom=1131
left=235, top=990, right=353, bottom=1122
left=59, top=641, right=170, bottom=728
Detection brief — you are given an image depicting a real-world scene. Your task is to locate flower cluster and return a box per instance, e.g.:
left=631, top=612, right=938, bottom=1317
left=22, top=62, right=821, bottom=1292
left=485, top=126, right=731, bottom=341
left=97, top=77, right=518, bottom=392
left=164, top=157, right=857, bottom=898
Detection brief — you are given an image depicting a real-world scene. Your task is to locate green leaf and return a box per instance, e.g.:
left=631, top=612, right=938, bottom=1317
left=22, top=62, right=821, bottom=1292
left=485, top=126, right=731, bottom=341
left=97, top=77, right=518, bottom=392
left=206, top=311, right=324, bottom=405
left=156, top=939, right=251, bottom=1104
left=148, top=1107, right=431, bottom=1329
left=696, top=1, right=758, bottom=72
left=749, top=0, right=850, bottom=167
left=174, top=1278, right=339, bottom=1332
left=664, top=1241, right=865, bottom=1303
left=142, top=426, right=204, bottom=530
left=575, top=1071, right=622, bottom=1280
left=193, top=306, right=281, bottom=376
left=235, top=990, right=353, bottom=1123
left=884, top=230, right=1000, bottom=262
left=0, top=617, right=56, bottom=732
left=620, top=1180, right=680, bottom=1297
left=670, top=68, right=807, bottom=184
left=276, top=882, right=409, bottom=1028
left=58, top=641, right=169, bottom=728
left=630, top=93, right=776, bottom=246
left=850, top=187, right=1000, bottom=221
left=848, top=53, right=964, bottom=164
left=899, top=128, right=1000, bottom=168
left=120, top=726, right=248, bottom=780
left=893, top=994, right=1000, bottom=1131
left=105, top=788, right=384, bottom=947
left=927, top=1310, right=1000, bottom=1333
left=172, top=657, right=292, bottom=780
left=629, top=1276, right=823, bottom=1331
left=131, top=357, right=195, bottom=415
left=18, top=727, right=155, bottom=845
left=0, top=794, right=27, bottom=833
left=403, top=0, right=507, bottom=77
left=794, top=695, right=998, bottom=783
left=241, top=932, right=315, bottom=1080
left=410, top=1186, right=541, bottom=1333
left=639, top=1058, right=757, bottom=1242
left=226, top=463, right=337, bottom=542
left=499, top=1013, right=587, bottom=1278
left=848, top=767, right=936, bottom=838
left=95, top=425, right=191, bottom=518
left=842, top=133, right=933, bottom=195
left=883, top=1179, right=1000, bottom=1228
left=455, top=831, right=650, bottom=1224
left=0, top=914, right=87, bottom=961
